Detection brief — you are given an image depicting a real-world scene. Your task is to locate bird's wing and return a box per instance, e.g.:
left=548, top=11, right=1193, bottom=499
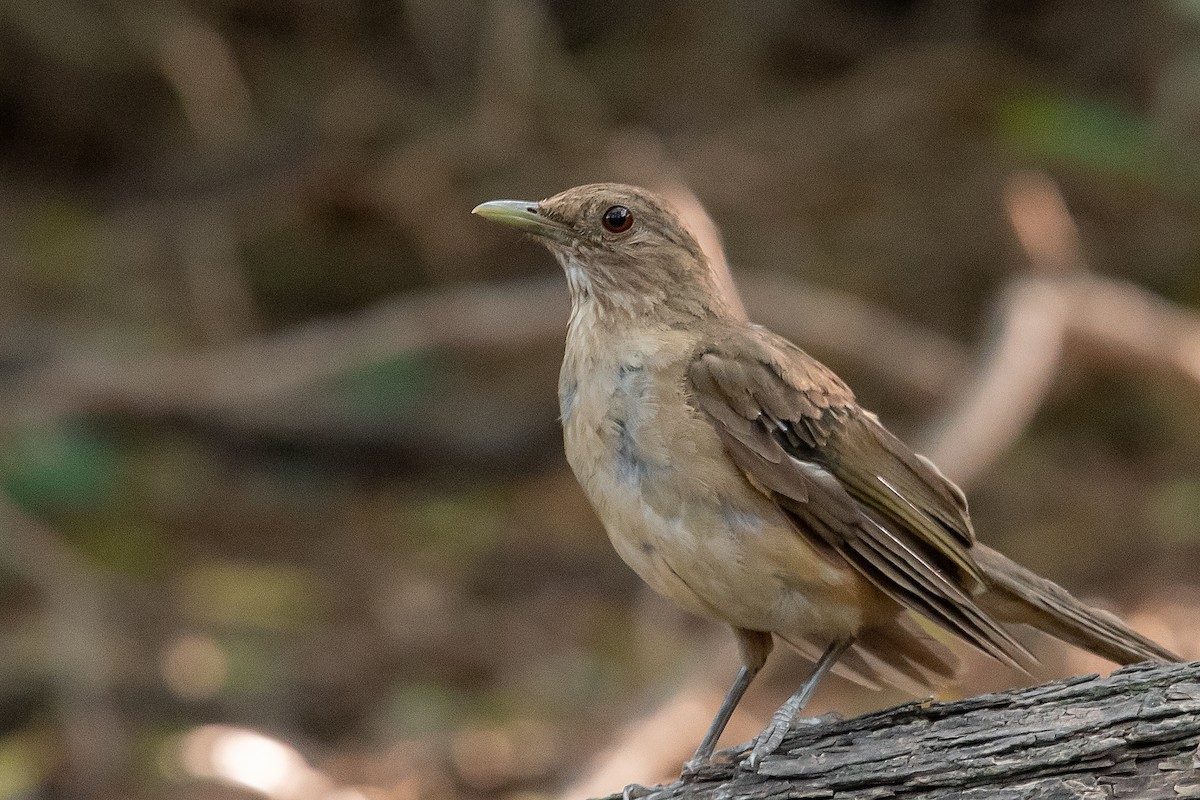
left=687, top=328, right=1032, bottom=667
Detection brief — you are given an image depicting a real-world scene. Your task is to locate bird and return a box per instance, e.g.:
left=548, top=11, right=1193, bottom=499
left=471, top=183, right=1180, bottom=776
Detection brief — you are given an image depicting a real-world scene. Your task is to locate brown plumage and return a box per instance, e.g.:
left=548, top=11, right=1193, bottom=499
left=472, top=183, right=1180, bottom=776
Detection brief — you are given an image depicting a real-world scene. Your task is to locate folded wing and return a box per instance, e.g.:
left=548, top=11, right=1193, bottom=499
left=688, top=328, right=1033, bottom=668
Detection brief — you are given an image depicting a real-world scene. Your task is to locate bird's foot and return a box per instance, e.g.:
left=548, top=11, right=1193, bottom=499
left=621, top=782, right=664, bottom=800
left=679, top=746, right=738, bottom=781
left=743, top=712, right=842, bottom=771
left=743, top=716, right=789, bottom=771
left=679, top=758, right=704, bottom=781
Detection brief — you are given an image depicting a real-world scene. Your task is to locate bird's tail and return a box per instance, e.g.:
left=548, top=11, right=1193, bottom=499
left=973, top=544, right=1180, bottom=665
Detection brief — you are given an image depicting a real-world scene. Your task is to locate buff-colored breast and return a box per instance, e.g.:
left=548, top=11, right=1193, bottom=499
left=558, top=307, right=870, bottom=641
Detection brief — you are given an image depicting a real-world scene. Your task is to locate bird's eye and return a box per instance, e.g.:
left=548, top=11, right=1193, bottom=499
left=601, top=205, right=633, bottom=233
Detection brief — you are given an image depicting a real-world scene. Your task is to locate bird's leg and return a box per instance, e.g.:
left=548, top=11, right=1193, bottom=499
left=680, top=664, right=757, bottom=777
left=681, top=629, right=773, bottom=779
left=744, top=638, right=853, bottom=770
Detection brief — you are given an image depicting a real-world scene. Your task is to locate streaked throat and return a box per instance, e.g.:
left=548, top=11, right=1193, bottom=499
left=561, top=255, right=593, bottom=308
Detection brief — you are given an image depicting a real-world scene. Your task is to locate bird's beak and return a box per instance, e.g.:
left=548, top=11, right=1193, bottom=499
left=471, top=200, right=574, bottom=243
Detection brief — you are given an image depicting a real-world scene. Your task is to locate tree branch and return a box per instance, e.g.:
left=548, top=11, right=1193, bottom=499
left=600, top=661, right=1200, bottom=800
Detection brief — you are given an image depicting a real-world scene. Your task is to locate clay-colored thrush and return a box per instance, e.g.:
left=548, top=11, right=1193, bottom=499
left=472, top=184, right=1179, bottom=772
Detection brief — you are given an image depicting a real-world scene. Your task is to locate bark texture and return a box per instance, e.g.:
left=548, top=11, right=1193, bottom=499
left=603, top=661, right=1200, bottom=799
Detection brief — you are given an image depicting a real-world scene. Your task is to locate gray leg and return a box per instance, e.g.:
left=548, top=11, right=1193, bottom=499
left=682, top=629, right=773, bottom=777
left=684, top=664, right=757, bottom=772
left=745, top=638, right=853, bottom=770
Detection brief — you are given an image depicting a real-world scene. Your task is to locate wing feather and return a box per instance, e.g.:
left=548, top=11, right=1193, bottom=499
left=688, top=330, right=1033, bottom=668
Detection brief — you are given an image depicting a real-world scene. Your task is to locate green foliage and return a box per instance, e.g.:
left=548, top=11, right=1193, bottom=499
left=215, top=634, right=293, bottom=694
left=179, top=561, right=327, bottom=631
left=399, top=488, right=509, bottom=569
left=999, top=92, right=1169, bottom=184
left=69, top=518, right=168, bottom=578
left=335, top=351, right=439, bottom=416
left=1148, top=478, right=1200, bottom=545
left=378, top=680, right=474, bottom=737
left=0, top=425, right=123, bottom=515
left=0, top=730, right=48, bottom=800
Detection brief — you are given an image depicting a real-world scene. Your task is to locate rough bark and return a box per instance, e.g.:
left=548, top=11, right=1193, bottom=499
left=601, top=661, right=1200, bottom=800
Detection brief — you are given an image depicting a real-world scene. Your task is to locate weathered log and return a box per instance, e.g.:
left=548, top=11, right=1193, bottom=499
left=600, top=661, right=1200, bottom=800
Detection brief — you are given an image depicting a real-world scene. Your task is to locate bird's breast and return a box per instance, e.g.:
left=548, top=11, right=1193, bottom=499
left=559, top=323, right=708, bottom=523
left=558, top=318, right=860, bottom=632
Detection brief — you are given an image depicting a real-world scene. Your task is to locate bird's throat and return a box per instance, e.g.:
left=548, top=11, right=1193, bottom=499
left=563, top=258, right=592, bottom=307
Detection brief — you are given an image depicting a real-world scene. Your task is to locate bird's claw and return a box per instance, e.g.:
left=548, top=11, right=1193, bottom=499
left=742, top=712, right=841, bottom=771
left=744, top=721, right=787, bottom=770
left=622, top=782, right=662, bottom=800
left=679, top=747, right=734, bottom=781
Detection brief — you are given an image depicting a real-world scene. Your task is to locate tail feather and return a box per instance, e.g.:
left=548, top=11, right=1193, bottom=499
left=779, top=613, right=960, bottom=695
left=777, top=633, right=884, bottom=691
left=776, top=545, right=1176, bottom=699
left=851, top=615, right=962, bottom=693
left=974, top=545, right=1180, bottom=665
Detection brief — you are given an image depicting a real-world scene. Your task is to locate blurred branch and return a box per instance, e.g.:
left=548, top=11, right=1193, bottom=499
left=3, top=188, right=1199, bottom=469
left=174, top=204, right=260, bottom=345
left=1069, top=275, right=1200, bottom=387
left=0, top=495, right=125, bottom=798
left=920, top=172, right=1080, bottom=484
left=0, top=276, right=565, bottom=425
left=923, top=171, right=1200, bottom=485
left=1005, top=172, right=1089, bottom=275
left=743, top=273, right=970, bottom=398
left=920, top=273, right=1070, bottom=485
left=932, top=268, right=1200, bottom=477
left=143, top=3, right=254, bottom=146
left=0, top=274, right=968, bottom=431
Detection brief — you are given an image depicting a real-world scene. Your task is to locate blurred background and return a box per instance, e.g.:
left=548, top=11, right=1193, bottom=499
left=1, top=1, right=1200, bottom=798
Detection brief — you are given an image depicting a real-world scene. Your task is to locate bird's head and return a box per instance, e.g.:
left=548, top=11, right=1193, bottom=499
left=473, top=183, right=730, bottom=319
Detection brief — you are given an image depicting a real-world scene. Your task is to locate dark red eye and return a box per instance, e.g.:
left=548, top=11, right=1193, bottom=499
left=601, top=205, right=633, bottom=233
